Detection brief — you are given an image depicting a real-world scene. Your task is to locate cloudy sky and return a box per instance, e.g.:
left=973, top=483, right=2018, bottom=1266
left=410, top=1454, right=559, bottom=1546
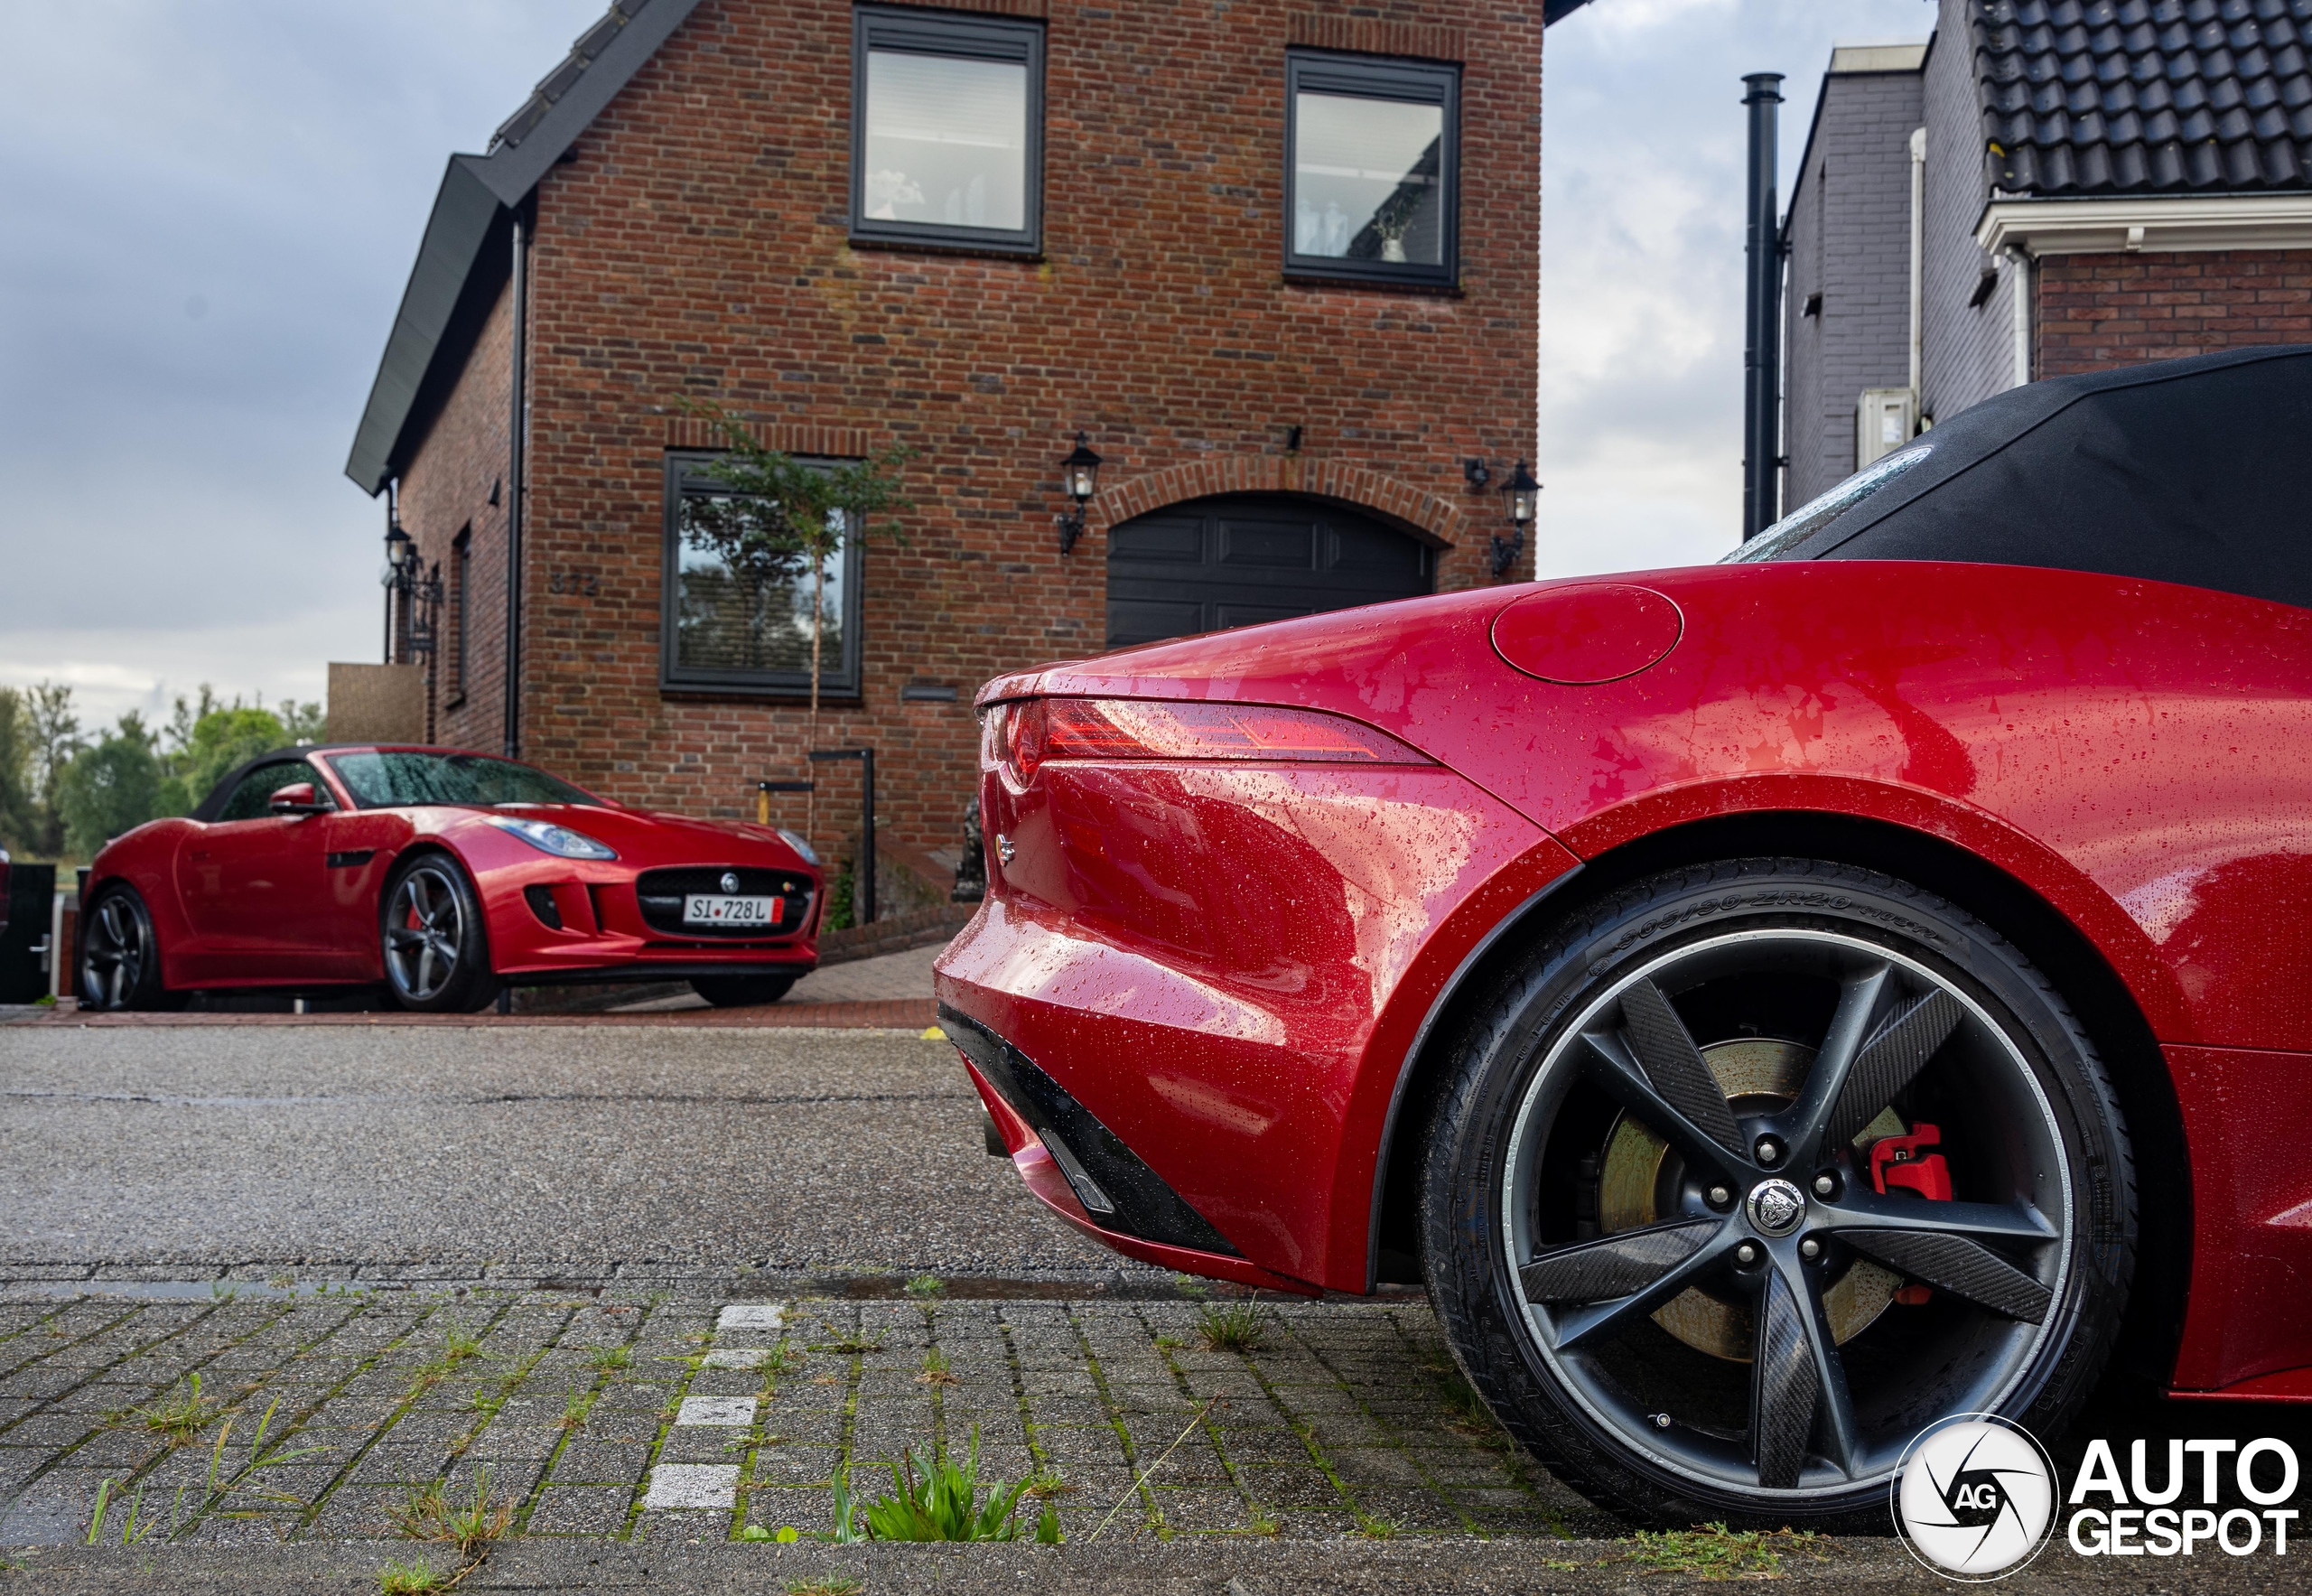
left=0, top=0, right=1934, bottom=729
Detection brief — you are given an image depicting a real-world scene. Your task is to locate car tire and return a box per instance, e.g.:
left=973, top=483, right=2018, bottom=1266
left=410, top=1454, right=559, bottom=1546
left=380, top=853, right=501, bottom=1014
left=1418, top=856, right=2134, bottom=1529
left=78, top=885, right=185, bottom=1012
left=690, top=975, right=796, bottom=1009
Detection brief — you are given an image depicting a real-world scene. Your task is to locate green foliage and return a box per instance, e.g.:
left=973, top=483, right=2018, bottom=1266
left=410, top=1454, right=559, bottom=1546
left=128, top=1372, right=222, bottom=1442
left=387, top=1470, right=513, bottom=1557
left=831, top=1429, right=1039, bottom=1543
left=159, top=704, right=287, bottom=816
left=1194, top=1298, right=1271, bottom=1352
left=378, top=1557, right=451, bottom=1594
left=1618, top=1523, right=1831, bottom=1579
left=57, top=713, right=162, bottom=857
left=0, top=688, right=37, bottom=854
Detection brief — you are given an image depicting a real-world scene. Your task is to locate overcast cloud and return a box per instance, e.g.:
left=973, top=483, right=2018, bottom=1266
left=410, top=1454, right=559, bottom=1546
left=1, top=0, right=1934, bottom=727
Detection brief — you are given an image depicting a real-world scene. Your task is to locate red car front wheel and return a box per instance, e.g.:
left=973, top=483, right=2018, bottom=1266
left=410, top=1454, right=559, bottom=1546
left=1419, top=857, right=2134, bottom=1529
left=380, top=854, right=501, bottom=1013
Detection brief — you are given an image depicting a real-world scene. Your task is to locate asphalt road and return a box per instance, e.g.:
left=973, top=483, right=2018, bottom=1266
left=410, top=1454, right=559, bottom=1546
left=0, top=1022, right=1129, bottom=1281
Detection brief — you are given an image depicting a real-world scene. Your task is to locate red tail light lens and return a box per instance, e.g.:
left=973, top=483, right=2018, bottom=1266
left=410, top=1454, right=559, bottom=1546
left=986, top=697, right=1427, bottom=782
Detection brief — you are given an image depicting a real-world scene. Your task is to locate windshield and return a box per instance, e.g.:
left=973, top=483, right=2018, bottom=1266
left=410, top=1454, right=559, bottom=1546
left=1723, top=443, right=1934, bottom=564
left=324, top=751, right=599, bottom=810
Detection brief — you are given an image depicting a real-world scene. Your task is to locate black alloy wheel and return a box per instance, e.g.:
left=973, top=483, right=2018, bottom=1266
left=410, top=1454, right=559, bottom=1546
left=380, top=854, right=501, bottom=1013
left=1420, top=858, right=2134, bottom=1528
left=690, top=975, right=796, bottom=1009
left=78, top=885, right=182, bottom=1011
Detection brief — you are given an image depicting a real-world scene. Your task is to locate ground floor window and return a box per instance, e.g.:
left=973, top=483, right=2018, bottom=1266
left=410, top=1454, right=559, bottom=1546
left=660, top=452, right=863, bottom=698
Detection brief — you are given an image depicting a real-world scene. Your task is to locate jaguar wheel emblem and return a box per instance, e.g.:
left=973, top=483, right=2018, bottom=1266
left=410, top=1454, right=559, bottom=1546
left=1747, top=1178, right=1806, bottom=1237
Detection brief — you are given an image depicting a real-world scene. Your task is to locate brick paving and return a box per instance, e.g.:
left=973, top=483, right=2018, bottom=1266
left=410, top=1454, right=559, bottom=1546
left=0, top=1289, right=1607, bottom=1550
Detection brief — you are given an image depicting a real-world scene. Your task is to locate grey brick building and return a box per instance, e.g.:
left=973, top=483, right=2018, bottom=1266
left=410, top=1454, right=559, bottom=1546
left=1781, top=0, right=2312, bottom=512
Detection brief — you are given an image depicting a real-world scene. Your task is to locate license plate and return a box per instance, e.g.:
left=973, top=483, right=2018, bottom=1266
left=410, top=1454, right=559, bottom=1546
left=684, top=894, right=780, bottom=927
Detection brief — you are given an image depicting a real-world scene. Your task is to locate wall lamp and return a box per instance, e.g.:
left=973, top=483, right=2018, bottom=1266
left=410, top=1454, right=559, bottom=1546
left=381, top=514, right=443, bottom=657
left=1055, top=432, right=1104, bottom=555
left=1489, top=460, right=1541, bottom=580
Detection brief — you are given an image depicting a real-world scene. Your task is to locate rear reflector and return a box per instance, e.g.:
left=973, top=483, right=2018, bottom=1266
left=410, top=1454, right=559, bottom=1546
left=986, top=697, right=1427, bottom=781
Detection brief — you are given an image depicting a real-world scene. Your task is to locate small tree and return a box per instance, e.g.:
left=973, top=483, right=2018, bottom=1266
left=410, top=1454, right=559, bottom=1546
left=26, top=681, right=82, bottom=855
left=57, top=713, right=163, bottom=858
left=0, top=687, right=36, bottom=854
left=156, top=705, right=288, bottom=817
left=677, top=399, right=907, bottom=837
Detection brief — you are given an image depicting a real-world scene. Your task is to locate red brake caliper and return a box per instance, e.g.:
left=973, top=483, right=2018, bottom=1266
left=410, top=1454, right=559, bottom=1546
left=1870, top=1124, right=1953, bottom=1304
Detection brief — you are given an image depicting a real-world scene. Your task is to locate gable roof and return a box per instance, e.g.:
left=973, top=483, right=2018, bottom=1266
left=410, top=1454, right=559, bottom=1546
left=1975, top=0, right=2312, bottom=196
left=344, top=0, right=701, bottom=495
left=347, top=0, right=1597, bottom=497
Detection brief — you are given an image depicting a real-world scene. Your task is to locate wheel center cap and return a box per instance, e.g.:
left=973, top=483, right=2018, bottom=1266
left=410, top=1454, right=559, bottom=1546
left=1747, top=1178, right=1806, bottom=1237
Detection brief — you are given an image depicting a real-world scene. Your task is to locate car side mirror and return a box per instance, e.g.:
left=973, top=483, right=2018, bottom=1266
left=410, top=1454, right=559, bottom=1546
left=268, top=783, right=329, bottom=817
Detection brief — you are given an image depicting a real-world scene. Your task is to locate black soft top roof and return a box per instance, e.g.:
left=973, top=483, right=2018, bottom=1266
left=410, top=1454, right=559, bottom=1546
left=1744, top=345, right=2312, bottom=611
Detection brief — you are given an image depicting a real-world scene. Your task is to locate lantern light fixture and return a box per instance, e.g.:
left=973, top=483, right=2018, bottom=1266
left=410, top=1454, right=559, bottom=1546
left=1490, top=459, right=1542, bottom=580
left=1056, top=431, right=1104, bottom=555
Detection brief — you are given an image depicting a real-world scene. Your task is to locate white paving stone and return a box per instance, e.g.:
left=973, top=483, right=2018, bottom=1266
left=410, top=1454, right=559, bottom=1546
left=641, top=1463, right=740, bottom=1510
left=675, top=1395, right=759, bottom=1427
left=716, top=1302, right=786, bottom=1332
left=702, top=1348, right=775, bottom=1370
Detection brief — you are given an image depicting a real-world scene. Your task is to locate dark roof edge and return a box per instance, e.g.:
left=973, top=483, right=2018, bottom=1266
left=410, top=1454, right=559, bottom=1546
left=342, top=0, right=702, bottom=496
left=1543, top=0, right=1599, bottom=23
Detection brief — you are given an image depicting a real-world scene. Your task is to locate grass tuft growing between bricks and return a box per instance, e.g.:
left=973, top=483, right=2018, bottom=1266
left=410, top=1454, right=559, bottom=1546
left=387, top=1470, right=515, bottom=1559
left=782, top=1579, right=863, bottom=1596
left=1194, top=1298, right=1271, bottom=1353
left=1618, top=1523, right=1832, bottom=1579
left=377, top=1554, right=454, bottom=1594
left=125, top=1371, right=225, bottom=1442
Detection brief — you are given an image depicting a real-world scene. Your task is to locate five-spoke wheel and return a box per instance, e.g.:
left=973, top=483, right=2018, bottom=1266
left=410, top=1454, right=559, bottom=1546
left=380, top=854, right=501, bottom=1013
left=78, top=884, right=181, bottom=1011
left=1421, top=860, right=2133, bottom=1527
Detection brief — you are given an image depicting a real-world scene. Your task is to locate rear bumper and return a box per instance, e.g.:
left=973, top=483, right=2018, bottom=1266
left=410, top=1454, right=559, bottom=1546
left=935, top=760, right=1577, bottom=1293
left=944, top=1006, right=1319, bottom=1296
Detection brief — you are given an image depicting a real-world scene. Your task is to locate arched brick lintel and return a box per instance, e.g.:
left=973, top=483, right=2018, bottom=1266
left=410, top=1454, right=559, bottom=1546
left=1095, top=459, right=1468, bottom=548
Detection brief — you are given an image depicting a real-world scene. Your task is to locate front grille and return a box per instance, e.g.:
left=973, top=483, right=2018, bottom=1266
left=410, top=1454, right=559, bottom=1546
left=635, top=867, right=814, bottom=938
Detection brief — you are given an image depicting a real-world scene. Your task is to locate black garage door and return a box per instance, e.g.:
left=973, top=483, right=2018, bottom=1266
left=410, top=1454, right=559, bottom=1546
left=1105, top=493, right=1435, bottom=649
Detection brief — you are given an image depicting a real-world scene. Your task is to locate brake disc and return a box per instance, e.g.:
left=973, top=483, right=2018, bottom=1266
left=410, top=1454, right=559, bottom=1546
left=1596, top=1037, right=1906, bottom=1362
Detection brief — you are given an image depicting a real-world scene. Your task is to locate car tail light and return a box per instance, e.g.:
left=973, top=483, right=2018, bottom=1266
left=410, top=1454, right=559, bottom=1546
left=985, top=697, right=1427, bottom=783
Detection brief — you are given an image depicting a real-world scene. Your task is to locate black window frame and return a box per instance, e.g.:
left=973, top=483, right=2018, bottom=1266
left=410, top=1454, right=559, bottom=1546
left=850, top=5, right=1045, bottom=258
left=1283, top=51, right=1461, bottom=291
left=658, top=451, right=867, bottom=703
left=449, top=526, right=471, bottom=705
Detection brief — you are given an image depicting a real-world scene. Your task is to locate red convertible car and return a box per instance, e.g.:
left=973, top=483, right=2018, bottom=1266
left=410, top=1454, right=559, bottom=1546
left=78, top=746, right=820, bottom=1013
left=938, top=346, right=2312, bottom=1526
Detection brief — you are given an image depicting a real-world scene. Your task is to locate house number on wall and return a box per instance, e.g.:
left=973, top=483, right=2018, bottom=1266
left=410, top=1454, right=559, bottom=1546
left=548, top=570, right=601, bottom=598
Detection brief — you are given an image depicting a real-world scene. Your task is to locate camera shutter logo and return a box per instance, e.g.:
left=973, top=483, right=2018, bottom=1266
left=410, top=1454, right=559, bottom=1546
left=1893, top=1415, right=2057, bottom=1580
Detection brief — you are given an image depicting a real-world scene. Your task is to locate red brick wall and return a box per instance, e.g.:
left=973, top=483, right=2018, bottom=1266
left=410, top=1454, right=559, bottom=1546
left=2037, top=249, right=2312, bottom=376
left=398, top=281, right=513, bottom=755
left=396, top=0, right=1541, bottom=874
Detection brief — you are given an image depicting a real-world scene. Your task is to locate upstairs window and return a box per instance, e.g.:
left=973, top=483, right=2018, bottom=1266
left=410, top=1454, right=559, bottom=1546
left=852, top=7, right=1043, bottom=256
left=1285, top=52, right=1460, bottom=289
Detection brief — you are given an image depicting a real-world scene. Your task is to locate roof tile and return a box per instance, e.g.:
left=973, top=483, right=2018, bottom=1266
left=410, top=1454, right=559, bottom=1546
left=1975, top=0, right=2312, bottom=189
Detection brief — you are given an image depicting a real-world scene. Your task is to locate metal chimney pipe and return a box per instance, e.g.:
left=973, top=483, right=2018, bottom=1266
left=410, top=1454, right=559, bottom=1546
left=1741, top=72, right=1785, bottom=542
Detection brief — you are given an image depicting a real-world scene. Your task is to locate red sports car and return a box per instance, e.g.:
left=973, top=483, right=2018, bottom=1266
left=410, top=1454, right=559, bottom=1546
left=78, top=745, right=821, bottom=1013
left=937, top=346, right=2312, bottom=1526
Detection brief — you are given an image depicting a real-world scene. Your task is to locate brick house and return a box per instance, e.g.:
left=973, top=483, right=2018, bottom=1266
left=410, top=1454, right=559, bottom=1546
left=1782, top=0, right=2312, bottom=509
left=346, top=0, right=1587, bottom=898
